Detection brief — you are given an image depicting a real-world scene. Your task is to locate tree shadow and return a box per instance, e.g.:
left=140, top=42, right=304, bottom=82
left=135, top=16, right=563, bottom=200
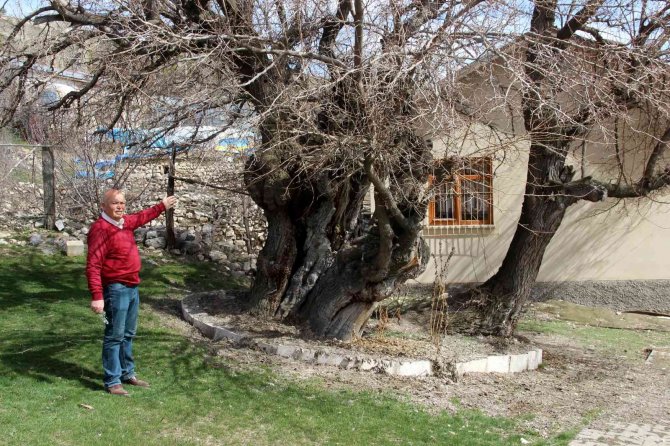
left=0, top=248, right=103, bottom=387
left=1, top=331, right=104, bottom=390
left=0, top=246, right=258, bottom=394
left=0, top=248, right=181, bottom=390
left=0, top=249, right=89, bottom=313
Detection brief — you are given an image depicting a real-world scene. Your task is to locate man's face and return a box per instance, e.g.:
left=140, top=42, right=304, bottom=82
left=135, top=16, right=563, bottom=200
left=102, top=193, right=126, bottom=221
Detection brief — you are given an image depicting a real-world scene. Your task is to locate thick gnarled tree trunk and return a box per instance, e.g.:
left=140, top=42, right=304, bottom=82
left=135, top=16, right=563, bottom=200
left=245, top=139, right=431, bottom=340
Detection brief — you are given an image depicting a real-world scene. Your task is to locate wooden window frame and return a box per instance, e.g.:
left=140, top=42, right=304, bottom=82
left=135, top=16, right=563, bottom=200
left=428, top=157, right=494, bottom=226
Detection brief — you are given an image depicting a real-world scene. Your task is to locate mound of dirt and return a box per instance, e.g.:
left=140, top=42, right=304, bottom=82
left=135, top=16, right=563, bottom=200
left=187, top=291, right=536, bottom=366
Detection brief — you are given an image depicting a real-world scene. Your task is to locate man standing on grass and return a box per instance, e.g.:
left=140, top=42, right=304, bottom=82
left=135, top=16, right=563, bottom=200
left=86, top=189, right=177, bottom=396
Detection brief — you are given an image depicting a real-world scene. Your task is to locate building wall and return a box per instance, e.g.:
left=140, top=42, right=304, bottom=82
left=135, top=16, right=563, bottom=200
left=415, top=119, right=670, bottom=285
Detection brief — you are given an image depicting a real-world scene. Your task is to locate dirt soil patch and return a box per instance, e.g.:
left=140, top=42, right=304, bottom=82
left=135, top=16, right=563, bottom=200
left=173, top=292, right=670, bottom=438
left=530, top=300, right=670, bottom=332
left=188, top=291, right=534, bottom=364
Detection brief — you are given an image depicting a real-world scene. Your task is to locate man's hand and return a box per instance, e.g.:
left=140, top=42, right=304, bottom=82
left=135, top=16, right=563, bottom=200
left=91, top=300, right=104, bottom=314
left=162, top=195, right=177, bottom=210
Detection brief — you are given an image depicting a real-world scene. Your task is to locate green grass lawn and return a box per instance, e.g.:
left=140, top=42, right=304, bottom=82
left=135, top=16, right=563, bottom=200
left=0, top=245, right=571, bottom=446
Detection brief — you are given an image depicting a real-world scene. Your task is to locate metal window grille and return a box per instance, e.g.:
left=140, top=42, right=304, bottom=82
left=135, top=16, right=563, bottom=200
left=429, top=157, right=493, bottom=226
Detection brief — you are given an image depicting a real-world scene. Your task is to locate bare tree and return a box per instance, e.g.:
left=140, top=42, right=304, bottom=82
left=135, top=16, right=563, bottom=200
left=455, top=0, right=670, bottom=336
left=0, top=0, right=507, bottom=339
left=5, top=0, right=665, bottom=340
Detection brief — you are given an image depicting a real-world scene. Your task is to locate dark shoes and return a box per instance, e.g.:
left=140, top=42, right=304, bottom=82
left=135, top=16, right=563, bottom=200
left=105, top=377, right=149, bottom=395
left=123, top=376, right=150, bottom=387
left=105, top=384, right=129, bottom=396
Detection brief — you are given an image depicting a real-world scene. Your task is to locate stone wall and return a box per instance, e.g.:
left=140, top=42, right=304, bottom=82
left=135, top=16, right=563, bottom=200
left=0, top=150, right=267, bottom=276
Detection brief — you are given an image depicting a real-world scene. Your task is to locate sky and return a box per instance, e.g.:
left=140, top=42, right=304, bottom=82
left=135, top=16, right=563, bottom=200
left=2, top=0, right=43, bottom=18
left=2, top=0, right=667, bottom=50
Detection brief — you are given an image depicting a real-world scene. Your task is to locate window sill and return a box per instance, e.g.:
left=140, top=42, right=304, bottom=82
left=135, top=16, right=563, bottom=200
left=421, top=224, right=496, bottom=237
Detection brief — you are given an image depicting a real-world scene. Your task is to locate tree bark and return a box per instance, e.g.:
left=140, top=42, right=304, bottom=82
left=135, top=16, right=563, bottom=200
left=461, top=134, right=604, bottom=335
left=165, top=146, right=176, bottom=249
left=464, top=125, right=668, bottom=337
left=468, top=184, right=568, bottom=336
left=244, top=137, right=431, bottom=340
left=41, top=145, right=56, bottom=230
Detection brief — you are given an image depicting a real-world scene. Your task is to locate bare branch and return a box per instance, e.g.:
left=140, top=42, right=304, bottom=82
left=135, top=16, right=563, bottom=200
left=47, top=65, right=105, bottom=111
left=364, top=157, right=411, bottom=233
left=170, top=174, right=249, bottom=195
left=556, top=0, right=605, bottom=41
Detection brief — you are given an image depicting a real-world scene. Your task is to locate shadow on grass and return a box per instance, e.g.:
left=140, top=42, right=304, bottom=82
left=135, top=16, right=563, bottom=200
left=0, top=249, right=89, bottom=312
left=0, top=246, right=248, bottom=392
left=0, top=326, right=218, bottom=392
left=1, top=332, right=105, bottom=390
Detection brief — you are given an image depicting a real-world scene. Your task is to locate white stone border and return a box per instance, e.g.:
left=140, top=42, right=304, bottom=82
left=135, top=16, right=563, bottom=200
left=181, top=292, right=542, bottom=378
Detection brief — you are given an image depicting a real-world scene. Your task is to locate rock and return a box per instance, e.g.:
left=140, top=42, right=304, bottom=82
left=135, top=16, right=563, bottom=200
left=53, top=237, right=68, bottom=251
left=39, top=245, right=57, bottom=255
left=201, top=223, right=214, bottom=235
left=181, top=241, right=202, bottom=255
left=509, top=354, right=529, bottom=373
left=202, top=231, right=213, bottom=243
left=486, top=355, right=510, bottom=373
left=244, top=257, right=257, bottom=270
left=134, top=228, right=148, bottom=243
left=29, top=233, right=43, bottom=246
left=55, top=220, right=66, bottom=231
left=66, top=240, right=85, bottom=256
left=178, top=230, right=196, bottom=242
left=145, top=237, right=166, bottom=248
left=3, top=155, right=268, bottom=267
left=220, top=241, right=236, bottom=252
left=209, top=250, right=227, bottom=262
left=455, top=358, right=488, bottom=375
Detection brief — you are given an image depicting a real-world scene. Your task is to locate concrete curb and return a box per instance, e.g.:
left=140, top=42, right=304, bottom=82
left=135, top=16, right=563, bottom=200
left=181, top=292, right=542, bottom=378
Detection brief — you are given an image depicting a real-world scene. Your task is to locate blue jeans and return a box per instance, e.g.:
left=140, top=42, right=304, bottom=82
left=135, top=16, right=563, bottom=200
left=102, top=283, right=139, bottom=388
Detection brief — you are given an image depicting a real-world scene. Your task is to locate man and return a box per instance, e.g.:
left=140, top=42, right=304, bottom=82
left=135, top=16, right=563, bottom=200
left=86, top=189, right=177, bottom=396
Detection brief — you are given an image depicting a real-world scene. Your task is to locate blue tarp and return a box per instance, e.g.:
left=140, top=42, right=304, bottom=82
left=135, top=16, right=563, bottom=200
left=75, top=126, right=256, bottom=178
left=102, top=128, right=171, bottom=153
left=215, top=137, right=254, bottom=157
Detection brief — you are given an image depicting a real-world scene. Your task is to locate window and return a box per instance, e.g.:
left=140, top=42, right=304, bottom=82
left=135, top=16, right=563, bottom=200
left=429, top=157, right=493, bottom=226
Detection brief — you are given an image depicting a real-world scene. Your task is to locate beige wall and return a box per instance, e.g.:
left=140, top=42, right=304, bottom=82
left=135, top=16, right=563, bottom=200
left=418, top=122, right=528, bottom=283
left=414, top=120, right=670, bottom=285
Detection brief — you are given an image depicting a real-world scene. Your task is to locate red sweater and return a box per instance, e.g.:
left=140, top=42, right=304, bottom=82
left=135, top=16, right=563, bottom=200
left=86, top=202, right=166, bottom=301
